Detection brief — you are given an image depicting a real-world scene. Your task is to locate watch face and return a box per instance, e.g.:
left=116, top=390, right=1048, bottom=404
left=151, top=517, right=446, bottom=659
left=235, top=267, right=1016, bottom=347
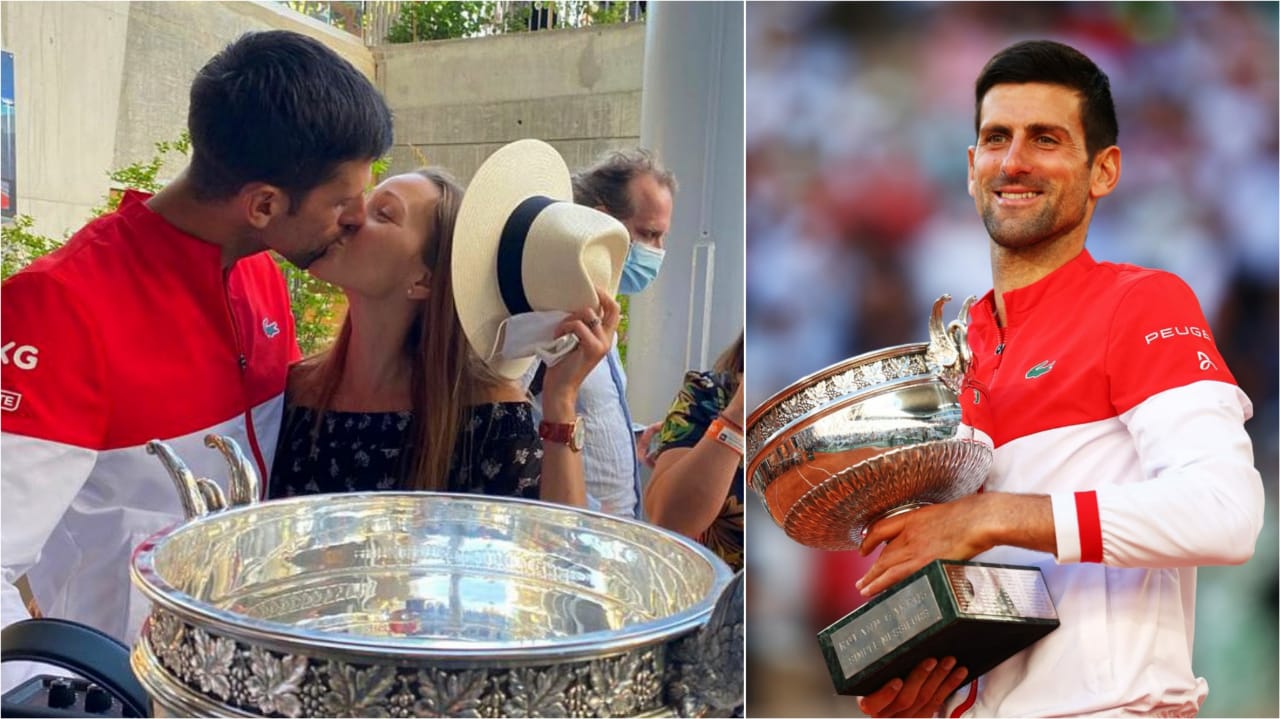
left=571, top=419, right=586, bottom=450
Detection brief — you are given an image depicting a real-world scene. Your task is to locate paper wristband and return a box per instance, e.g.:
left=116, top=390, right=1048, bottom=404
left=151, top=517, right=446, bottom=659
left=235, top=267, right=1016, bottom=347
left=707, top=417, right=745, bottom=454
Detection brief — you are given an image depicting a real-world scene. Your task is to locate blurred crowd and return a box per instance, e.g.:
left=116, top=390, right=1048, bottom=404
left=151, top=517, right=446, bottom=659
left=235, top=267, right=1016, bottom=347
left=743, top=3, right=1278, bottom=717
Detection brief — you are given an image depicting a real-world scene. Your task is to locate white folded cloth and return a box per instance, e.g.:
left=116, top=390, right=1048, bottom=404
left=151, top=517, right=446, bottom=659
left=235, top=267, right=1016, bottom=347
left=490, top=311, right=580, bottom=367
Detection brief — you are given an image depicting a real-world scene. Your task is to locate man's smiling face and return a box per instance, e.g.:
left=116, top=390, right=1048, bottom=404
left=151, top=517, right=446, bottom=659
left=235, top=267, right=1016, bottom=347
left=968, top=82, right=1099, bottom=251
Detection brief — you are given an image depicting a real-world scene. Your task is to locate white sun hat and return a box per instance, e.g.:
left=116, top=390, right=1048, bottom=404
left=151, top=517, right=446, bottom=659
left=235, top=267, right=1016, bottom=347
left=451, top=139, right=630, bottom=379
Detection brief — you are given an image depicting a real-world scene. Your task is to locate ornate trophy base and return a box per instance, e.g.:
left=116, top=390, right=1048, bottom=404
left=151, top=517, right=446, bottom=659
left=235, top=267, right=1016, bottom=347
left=817, top=560, right=1059, bottom=696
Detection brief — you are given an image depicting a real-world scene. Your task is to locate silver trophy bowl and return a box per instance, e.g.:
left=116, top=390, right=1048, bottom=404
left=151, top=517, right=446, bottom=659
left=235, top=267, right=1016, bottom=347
left=130, top=439, right=742, bottom=718
left=746, top=295, right=993, bottom=551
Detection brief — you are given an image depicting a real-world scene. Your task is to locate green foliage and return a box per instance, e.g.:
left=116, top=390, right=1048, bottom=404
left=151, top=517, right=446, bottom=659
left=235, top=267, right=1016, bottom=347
left=283, top=1, right=354, bottom=30
left=0, top=215, right=62, bottom=281
left=500, top=3, right=534, bottom=33
left=386, top=1, right=489, bottom=42
left=617, top=293, right=630, bottom=367
left=588, top=1, right=634, bottom=25
left=277, top=260, right=345, bottom=355
left=383, top=1, right=641, bottom=42
left=371, top=155, right=391, bottom=182
left=90, top=133, right=191, bottom=218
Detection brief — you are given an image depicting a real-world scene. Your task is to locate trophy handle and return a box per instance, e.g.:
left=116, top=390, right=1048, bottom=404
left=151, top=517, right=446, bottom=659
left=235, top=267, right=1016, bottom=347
left=204, top=434, right=261, bottom=508
left=666, top=570, right=745, bottom=717
left=147, top=435, right=260, bottom=520
left=195, top=477, right=227, bottom=513
left=926, top=294, right=978, bottom=394
left=948, top=295, right=976, bottom=373
left=145, top=439, right=209, bottom=521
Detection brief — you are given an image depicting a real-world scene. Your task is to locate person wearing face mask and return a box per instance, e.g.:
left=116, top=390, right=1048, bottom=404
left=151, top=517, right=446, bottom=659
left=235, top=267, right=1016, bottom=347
left=525, top=148, right=677, bottom=518
left=619, top=233, right=667, bottom=295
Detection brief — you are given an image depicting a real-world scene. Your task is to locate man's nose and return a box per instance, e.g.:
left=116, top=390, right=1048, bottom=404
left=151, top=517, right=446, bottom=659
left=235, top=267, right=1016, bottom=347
left=340, top=199, right=367, bottom=231
left=1000, top=136, right=1034, bottom=176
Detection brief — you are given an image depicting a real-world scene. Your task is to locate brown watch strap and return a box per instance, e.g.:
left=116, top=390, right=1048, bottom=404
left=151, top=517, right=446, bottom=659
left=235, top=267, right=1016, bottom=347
left=539, top=420, right=576, bottom=444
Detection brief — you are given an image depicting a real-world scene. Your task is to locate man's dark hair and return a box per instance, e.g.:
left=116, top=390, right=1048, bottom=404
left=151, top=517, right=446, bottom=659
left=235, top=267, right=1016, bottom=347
left=974, top=40, right=1118, bottom=161
left=187, top=30, right=393, bottom=209
left=571, top=148, right=677, bottom=219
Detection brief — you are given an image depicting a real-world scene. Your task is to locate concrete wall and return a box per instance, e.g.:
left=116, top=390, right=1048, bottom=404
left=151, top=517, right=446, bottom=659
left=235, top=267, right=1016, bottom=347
left=1, top=2, right=132, bottom=239
left=113, top=2, right=374, bottom=173
left=627, top=2, right=745, bottom=425
left=1, top=1, right=372, bottom=239
left=4, top=3, right=643, bottom=237
left=376, top=22, right=646, bottom=182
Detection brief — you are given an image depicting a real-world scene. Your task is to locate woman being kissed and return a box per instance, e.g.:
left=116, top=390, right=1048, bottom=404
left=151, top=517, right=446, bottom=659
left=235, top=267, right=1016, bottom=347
left=269, top=141, right=628, bottom=505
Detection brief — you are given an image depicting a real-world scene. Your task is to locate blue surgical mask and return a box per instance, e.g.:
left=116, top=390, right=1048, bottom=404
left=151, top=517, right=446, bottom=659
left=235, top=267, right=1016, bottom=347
left=618, top=242, right=665, bottom=295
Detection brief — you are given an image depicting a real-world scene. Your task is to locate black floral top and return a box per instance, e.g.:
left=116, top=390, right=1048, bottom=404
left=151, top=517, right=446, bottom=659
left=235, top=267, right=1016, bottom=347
left=653, top=370, right=744, bottom=572
left=268, top=401, right=542, bottom=499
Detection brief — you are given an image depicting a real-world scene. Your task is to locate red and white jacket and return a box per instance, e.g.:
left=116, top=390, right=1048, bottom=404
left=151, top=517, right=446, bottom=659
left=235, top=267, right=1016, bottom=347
left=944, top=250, right=1264, bottom=717
left=1, top=192, right=298, bottom=689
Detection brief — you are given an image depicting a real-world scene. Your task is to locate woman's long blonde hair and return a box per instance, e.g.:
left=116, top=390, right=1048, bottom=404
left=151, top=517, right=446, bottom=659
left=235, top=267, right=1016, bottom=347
left=294, top=168, right=508, bottom=490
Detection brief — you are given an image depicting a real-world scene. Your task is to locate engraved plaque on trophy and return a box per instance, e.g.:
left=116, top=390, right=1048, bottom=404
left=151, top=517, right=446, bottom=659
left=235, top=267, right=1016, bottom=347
left=746, top=296, right=1060, bottom=696
left=817, top=560, right=1058, bottom=696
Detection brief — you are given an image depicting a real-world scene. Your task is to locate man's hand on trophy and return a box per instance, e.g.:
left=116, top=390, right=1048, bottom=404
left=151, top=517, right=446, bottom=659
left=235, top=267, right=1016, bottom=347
left=855, top=494, right=997, bottom=597
left=856, top=656, right=970, bottom=718
left=855, top=492, right=1058, bottom=598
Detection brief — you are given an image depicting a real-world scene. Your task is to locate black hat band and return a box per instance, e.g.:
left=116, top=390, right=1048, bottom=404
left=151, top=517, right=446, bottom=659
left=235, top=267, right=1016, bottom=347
left=496, top=195, right=557, bottom=316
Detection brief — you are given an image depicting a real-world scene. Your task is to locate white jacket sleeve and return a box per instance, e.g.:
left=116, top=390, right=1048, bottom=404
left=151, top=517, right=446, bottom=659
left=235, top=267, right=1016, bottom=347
left=2, top=271, right=108, bottom=691
left=1050, top=381, right=1264, bottom=567
left=2, top=432, right=99, bottom=691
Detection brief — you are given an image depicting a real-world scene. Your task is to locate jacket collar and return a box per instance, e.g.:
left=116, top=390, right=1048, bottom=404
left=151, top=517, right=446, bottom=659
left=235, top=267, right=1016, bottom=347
left=117, top=189, right=226, bottom=268
left=983, top=249, right=1098, bottom=328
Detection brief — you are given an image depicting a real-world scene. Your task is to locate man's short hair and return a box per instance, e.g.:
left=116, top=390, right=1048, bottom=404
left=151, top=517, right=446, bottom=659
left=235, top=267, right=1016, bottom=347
left=187, top=30, right=394, bottom=209
left=571, top=148, right=677, bottom=219
left=974, top=40, right=1118, bottom=161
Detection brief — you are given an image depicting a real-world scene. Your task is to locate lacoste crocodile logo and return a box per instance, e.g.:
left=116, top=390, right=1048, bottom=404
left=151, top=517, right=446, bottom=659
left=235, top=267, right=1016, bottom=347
left=1025, top=360, right=1055, bottom=379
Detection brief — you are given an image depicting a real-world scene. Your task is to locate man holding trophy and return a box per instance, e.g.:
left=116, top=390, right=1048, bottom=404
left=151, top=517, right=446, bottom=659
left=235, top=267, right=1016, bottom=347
left=747, top=39, right=1264, bottom=719
left=855, top=40, right=1265, bottom=717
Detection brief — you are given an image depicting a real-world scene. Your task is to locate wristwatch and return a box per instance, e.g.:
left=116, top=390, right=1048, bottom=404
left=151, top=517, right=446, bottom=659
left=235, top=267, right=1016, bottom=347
left=539, top=417, right=585, bottom=452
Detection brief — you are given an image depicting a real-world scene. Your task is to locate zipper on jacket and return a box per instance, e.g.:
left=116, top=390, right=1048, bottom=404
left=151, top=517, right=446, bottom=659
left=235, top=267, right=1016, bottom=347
left=977, top=324, right=1008, bottom=410
left=221, top=274, right=270, bottom=487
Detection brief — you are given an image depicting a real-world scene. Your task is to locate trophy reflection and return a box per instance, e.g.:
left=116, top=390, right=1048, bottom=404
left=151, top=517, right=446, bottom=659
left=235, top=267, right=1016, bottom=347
left=746, top=295, right=1059, bottom=696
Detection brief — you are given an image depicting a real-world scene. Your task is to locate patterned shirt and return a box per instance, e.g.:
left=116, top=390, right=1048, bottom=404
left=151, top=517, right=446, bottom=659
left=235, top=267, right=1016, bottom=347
left=269, top=401, right=542, bottom=499
left=653, top=370, right=744, bottom=572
